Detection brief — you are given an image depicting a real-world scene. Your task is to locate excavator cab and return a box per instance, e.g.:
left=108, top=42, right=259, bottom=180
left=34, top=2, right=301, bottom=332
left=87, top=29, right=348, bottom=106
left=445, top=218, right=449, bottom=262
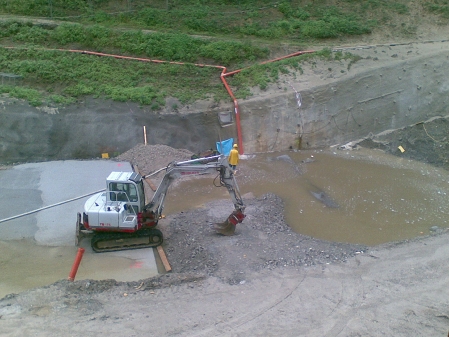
left=106, top=172, right=145, bottom=212
left=82, top=172, right=145, bottom=232
left=80, top=171, right=163, bottom=252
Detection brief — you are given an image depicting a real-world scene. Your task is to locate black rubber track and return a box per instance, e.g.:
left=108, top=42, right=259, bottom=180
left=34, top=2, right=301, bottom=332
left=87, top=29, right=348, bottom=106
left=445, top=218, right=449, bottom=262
left=91, top=228, right=163, bottom=253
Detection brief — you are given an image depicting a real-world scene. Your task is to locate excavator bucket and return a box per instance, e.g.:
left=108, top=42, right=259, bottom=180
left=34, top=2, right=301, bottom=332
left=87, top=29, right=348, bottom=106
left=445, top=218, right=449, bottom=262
left=212, top=220, right=236, bottom=236
left=212, top=209, right=245, bottom=236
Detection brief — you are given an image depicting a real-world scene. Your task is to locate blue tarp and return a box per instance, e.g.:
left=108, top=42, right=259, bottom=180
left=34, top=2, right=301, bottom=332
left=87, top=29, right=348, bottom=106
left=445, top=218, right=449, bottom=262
left=216, top=138, right=234, bottom=156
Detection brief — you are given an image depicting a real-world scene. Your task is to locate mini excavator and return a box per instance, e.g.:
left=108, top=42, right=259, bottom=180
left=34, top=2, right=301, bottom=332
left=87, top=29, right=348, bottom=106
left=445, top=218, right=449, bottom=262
left=76, top=154, right=245, bottom=252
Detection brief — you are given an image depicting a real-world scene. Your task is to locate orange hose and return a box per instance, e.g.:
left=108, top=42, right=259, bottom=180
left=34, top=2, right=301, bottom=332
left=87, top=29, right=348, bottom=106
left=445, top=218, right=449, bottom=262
left=220, top=50, right=315, bottom=154
left=220, top=68, right=244, bottom=154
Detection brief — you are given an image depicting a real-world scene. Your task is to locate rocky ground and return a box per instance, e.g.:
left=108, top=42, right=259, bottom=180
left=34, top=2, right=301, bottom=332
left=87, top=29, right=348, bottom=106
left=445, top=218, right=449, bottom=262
left=114, top=144, right=366, bottom=287
left=360, top=116, right=449, bottom=170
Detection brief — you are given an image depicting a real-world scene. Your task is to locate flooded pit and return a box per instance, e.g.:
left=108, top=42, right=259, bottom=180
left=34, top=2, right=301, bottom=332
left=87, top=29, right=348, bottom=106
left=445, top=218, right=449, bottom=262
left=165, top=148, right=449, bottom=246
left=1, top=148, right=448, bottom=298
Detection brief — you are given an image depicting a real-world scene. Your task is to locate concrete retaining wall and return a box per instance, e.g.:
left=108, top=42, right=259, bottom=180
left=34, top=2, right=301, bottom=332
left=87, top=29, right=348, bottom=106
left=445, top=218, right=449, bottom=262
left=1, top=50, right=448, bottom=163
left=0, top=98, right=235, bottom=164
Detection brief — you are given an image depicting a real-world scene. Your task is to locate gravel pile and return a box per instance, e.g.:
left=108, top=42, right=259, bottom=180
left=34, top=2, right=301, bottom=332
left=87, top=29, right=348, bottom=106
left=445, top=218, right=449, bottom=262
left=115, top=144, right=193, bottom=176
left=161, top=193, right=366, bottom=285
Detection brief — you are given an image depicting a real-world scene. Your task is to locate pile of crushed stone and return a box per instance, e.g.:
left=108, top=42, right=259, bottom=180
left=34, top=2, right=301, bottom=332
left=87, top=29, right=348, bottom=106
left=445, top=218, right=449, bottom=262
left=115, top=144, right=193, bottom=175
left=160, top=193, right=367, bottom=285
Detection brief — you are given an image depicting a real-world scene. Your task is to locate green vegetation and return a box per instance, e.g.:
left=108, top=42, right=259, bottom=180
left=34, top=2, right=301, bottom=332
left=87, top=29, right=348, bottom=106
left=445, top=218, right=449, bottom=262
left=226, top=48, right=361, bottom=97
left=0, top=0, right=379, bottom=39
left=0, top=84, right=43, bottom=106
left=0, top=0, right=446, bottom=107
left=424, top=0, right=449, bottom=18
left=0, top=47, right=225, bottom=107
left=0, top=21, right=268, bottom=63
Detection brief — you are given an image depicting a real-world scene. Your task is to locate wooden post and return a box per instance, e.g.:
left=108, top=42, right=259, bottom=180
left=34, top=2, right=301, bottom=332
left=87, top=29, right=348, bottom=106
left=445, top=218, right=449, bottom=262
left=143, top=126, right=147, bottom=145
left=157, top=246, right=172, bottom=272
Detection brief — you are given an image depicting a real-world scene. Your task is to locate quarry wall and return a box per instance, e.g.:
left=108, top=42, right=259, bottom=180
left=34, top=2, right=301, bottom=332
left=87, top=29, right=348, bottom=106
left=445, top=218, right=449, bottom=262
left=239, top=50, right=449, bottom=153
left=0, top=48, right=448, bottom=164
left=0, top=97, right=235, bottom=164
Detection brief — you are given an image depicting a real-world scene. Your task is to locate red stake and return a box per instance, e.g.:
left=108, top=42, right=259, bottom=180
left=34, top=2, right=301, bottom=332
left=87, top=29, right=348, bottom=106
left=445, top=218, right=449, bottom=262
left=68, top=247, right=85, bottom=281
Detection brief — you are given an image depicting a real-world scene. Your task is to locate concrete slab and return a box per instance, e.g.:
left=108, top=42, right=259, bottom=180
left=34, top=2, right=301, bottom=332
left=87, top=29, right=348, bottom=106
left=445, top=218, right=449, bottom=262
left=0, top=160, right=159, bottom=296
left=0, top=160, right=133, bottom=242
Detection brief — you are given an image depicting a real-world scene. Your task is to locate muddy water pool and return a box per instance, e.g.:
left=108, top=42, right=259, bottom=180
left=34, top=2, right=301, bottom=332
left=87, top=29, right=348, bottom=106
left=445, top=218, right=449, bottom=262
left=0, top=239, right=154, bottom=297
left=0, top=238, right=157, bottom=298
left=1, top=148, right=448, bottom=298
left=166, top=148, right=449, bottom=245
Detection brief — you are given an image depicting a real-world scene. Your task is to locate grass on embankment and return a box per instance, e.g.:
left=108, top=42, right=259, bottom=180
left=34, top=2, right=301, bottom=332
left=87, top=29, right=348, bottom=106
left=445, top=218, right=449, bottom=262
left=0, top=0, right=447, bottom=107
left=0, top=21, right=359, bottom=107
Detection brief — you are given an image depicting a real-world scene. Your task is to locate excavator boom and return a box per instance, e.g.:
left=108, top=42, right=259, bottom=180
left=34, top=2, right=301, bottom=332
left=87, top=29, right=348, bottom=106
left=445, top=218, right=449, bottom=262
left=144, top=155, right=244, bottom=215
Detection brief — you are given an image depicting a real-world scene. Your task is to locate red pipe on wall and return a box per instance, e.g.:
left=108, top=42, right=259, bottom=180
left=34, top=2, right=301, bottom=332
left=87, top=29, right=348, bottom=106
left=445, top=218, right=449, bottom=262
left=220, top=50, right=315, bottom=154
left=219, top=67, right=244, bottom=154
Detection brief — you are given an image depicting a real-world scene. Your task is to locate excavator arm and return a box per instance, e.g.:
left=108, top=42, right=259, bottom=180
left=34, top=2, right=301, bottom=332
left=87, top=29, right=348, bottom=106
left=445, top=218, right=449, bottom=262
left=143, top=154, right=245, bottom=235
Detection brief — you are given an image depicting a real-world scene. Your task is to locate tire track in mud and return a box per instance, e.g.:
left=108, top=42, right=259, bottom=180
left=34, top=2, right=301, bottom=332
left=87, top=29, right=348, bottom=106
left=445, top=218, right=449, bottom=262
left=202, top=257, right=370, bottom=337
left=189, top=269, right=310, bottom=337
left=322, top=260, right=367, bottom=337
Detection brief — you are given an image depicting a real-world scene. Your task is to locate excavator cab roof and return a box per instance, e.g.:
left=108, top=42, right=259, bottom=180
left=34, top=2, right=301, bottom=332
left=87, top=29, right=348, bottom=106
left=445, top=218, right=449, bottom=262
left=106, top=171, right=142, bottom=184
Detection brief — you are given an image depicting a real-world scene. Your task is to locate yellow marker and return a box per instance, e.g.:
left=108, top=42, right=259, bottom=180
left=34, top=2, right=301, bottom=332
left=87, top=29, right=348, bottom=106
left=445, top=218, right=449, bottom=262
left=101, top=153, right=109, bottom=159
left=398, top=146, right=405, bottom=153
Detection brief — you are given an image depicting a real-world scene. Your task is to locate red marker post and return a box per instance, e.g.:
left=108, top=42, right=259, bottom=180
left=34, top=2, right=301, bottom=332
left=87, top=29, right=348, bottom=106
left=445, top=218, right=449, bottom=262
left=68, top=248, right=85, bottom=281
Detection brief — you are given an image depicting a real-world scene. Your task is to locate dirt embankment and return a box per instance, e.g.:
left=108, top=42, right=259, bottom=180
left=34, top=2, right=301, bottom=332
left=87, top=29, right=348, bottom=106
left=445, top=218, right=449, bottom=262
left=359, top=116, right=449, bottom=170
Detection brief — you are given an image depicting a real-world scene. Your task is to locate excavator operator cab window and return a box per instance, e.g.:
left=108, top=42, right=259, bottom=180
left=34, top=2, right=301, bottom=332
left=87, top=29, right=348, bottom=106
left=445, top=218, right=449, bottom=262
left=109, top=182, right=138, bottom=202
